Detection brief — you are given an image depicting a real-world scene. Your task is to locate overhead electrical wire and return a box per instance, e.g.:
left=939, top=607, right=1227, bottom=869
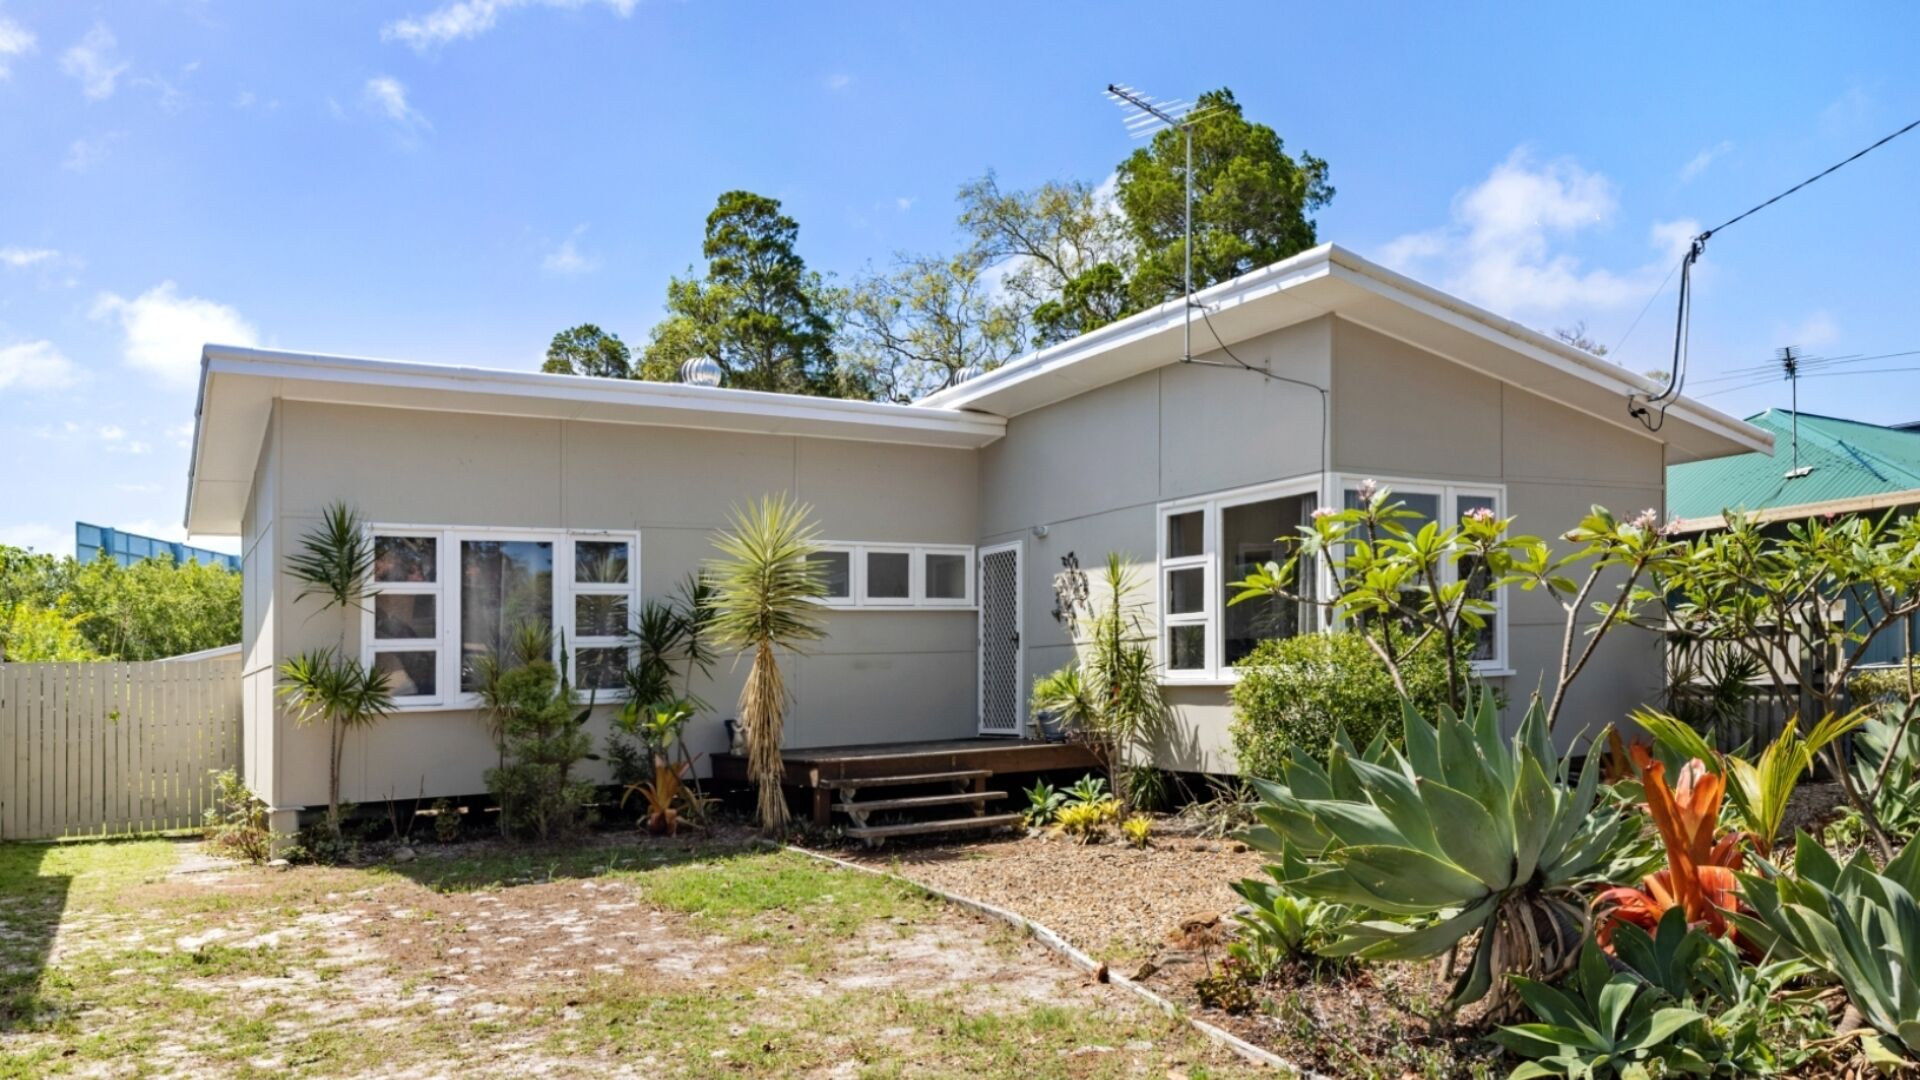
left=1628, top=116, right=1920, bottom=431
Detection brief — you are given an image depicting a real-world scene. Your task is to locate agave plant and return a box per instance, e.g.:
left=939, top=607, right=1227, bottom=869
left=1243, top=691, right=1638, bottom=1011
left=1847, top=705, right=1920, bottom=840
left=1732, top=833, right=1920, bottom=1065
left=1592, top=749, right=1748, bottom=950
left=1227, top=879, right=1351, bottom=976
left=1493, top=938, right=1707, bottom=1078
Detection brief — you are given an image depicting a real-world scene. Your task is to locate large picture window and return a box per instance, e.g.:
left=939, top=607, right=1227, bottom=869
left=1157, top=478, right=1320, bottom=681
left=362, top=526, right=639, bottom=710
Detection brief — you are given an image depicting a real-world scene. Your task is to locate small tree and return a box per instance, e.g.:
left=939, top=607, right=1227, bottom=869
left=483, top=654, right=597, bottom=841
left=1656, top=510, right=1920, bottom=856
left=278, top=502, right=393, bottom=838
left=707, top=494, right=826, bottom=833
left=1031, top=553, right=1168, bottom=813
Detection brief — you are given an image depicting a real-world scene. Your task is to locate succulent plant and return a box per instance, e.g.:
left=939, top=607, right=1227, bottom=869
left=1242, top=691, right=1641, bottom=1011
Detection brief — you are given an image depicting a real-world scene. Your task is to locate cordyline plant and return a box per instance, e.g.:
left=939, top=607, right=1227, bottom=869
left=1229, top=484, right=1684, bottom=728
left=1653, top=509, right=1920, bottom=857
left=1243, top=691, right=1639, bottom=1014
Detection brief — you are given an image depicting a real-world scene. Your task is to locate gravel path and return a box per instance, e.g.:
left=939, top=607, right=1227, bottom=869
left=843, top=829, right=1268, bottom=962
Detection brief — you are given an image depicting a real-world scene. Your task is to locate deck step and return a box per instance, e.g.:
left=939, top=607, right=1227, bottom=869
left=833, top=791, right=1006, bottom=814
left=827, top=769, right=992, bottom=791
left=844, top=812, right=1024, bottom=845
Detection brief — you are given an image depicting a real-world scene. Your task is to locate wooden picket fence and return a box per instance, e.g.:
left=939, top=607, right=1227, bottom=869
left=0, top=655, right=242, bottom=841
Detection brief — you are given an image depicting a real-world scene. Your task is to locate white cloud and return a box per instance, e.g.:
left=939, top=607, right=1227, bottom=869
left=134, top=60, right=199, bottom=115
left=0, top=340, right=79, bottom=391
left=97, top=424, right=125, bottom=441
left=382, top=0, right=639, bottom=51
left=0, top=523, right=70, bottom=557
left=362, top=75, right=429, bottom=131
left=1680, top=140, right=1733, bottom=183
left=825, top=72, right=852, bottom=91
left=60, top=22, right=127, bottom=101
left=894, top=196, right=914, bottom=212
left=540, top=229, right=598, bottom=275
left=167, top=420, right=195, bottom=447
left=1378, top=148, right=1697, bottom=322
left=90, top=281, right=260, bottom=385
left=63, top=132, right=122, bottom=172
left=0, top=13, right=36, bottom=80
left=0, top=246, right=58, bottom=268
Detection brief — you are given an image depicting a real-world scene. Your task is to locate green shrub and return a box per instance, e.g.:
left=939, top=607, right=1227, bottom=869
left=483, top=660, right=598, bottom=842
left=1228, top=629, right=1466, bottom=778
left=202, top=768, right=271, bottom=864
left=1852, top=659, right=1920, bottom=704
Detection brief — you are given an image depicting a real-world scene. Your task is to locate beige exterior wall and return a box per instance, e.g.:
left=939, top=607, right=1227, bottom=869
left=977, top=319, right=1335, bottom=773
left=241, top=315, right=1673, bottom=809
left=976, top=316, right=1668, bottom=773
left=252, top=400, right=980, bottom=812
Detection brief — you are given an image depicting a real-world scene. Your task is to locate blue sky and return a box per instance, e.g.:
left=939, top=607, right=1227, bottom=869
left=3, top=2, right=1917, bottom=556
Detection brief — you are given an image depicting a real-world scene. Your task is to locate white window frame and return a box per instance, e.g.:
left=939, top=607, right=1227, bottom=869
left=1157, top=475, right=1322, bottom=684
left=364, top=531, right=447, bottom=707
left=1334, top=474, right=1510, bottom=675
left=812, top=542, right=976, bottom=610
left=361, top=524, right=641, bottom=711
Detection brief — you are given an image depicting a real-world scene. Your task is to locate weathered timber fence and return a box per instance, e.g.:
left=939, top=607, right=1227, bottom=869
left=0, top=654, right=242, bottom=840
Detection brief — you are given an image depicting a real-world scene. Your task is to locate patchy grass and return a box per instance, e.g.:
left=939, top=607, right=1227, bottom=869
left=0, top=835, right=1261, bottom=1078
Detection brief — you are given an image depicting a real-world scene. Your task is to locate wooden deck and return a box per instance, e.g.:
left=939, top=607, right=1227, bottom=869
left=712, top=738, right=1101, bottom=828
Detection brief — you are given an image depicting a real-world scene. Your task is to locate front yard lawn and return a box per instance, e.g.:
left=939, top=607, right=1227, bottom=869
left=0, top=835, right=1260, bottom=1078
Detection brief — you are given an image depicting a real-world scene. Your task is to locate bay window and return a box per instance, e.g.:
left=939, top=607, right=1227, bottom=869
left=362, top=526, right=639, bottom=709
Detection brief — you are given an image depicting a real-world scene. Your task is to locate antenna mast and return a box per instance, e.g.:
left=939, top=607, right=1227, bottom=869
left=1106, top=83, right=1212, bottom=363
left=1778, top=345, right=1807, bottom=478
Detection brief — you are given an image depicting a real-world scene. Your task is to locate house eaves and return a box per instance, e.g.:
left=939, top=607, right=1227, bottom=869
left=184, top=346, right=1007, bottom=536
left=918, top=243, right=1771, bottom=466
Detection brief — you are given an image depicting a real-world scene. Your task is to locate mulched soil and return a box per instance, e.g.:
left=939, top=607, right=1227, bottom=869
left=839, top=826, right=1267, bottom=963
left=838, top=821, right=1506, bottom=1077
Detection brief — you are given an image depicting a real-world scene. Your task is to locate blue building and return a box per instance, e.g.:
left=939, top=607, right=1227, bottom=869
left=74, top=522, right=241, bottom=571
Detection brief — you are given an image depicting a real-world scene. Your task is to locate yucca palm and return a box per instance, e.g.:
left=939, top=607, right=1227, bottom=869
left=707, top=494, right=826, bottom=833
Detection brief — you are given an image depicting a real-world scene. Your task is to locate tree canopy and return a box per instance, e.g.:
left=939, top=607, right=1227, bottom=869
left=0, top=546, right=241, bottom=662
left=547, top=85, right=1330, bottom=403
left=639, top=191, right=861, bottom=397
left=541, top=324, right=632, bottom=378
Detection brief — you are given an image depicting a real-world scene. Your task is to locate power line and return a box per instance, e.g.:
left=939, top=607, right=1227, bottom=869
left=1629, top=115, right=1920, bottom=431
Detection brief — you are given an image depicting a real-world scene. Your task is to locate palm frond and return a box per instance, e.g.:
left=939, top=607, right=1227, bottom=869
left=286, top=502, right=374, bottom=611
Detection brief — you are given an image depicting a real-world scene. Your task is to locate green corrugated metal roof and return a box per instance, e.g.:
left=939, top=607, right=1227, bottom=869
left=1666, top=410, right=1920, bottom=520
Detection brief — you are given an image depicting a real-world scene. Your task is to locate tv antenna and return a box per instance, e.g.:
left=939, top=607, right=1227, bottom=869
left=1106, top=83, right=1216, bottom=364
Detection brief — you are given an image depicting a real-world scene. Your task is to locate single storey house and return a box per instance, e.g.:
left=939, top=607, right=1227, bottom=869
left=185, top=243, right=1769, bottom=832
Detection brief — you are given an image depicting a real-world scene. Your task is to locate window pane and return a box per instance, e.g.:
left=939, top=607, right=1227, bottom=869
left=807, top=551, right=851, bottom=598
left=574, top=540, right=630, bottom=584
left=925, top=553, right=967, bottom=600
left=461, top=540, right=554, bottom=691
left=575, top=594, right=630, bottom=637
left=1167, top=567, right=1205, bottom=615
left=1166, top=511, right=1204, bottom=559
left=374, top=593, right=436, bottom=640
left=866, top=551, right=910, bottom=599
left=576, top=647, right=627, bottom=692
left=1223, top=495, right=1313, bottom=665
left=1457, top=495, right=1498, bottom=661
left=1168, top=624, right=1207, bottom=671
left=373, top=650, right=437, bottom=697
left=375, top=536, right=437, bottom=583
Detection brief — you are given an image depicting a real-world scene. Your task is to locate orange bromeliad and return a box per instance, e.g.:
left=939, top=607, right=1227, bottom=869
left=1592, top=746, right=1749, bottom=950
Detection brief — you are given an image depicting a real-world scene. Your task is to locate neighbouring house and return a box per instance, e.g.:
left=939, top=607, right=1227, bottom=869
left=185, top=244, right=1770, bottom=832
left=1669, top=408, right=1920, bottom=667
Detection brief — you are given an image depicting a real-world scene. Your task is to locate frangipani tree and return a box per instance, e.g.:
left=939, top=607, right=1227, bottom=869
left=707, top=494, right=826, bottom=833
left=1229, top=484, right=1685, bottom=728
